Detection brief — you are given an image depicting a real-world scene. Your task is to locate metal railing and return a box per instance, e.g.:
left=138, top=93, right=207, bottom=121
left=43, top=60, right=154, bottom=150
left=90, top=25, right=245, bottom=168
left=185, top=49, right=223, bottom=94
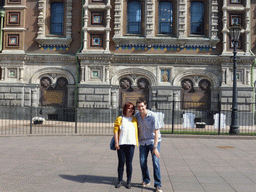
left=150, top=101, right=255, bottom=135
left=0, top=101, right=255, bottom=136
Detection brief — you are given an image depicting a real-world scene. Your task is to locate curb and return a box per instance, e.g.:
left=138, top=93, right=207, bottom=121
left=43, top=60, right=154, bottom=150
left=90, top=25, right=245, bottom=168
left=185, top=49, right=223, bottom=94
left=161, top=134, right=256, bottom=140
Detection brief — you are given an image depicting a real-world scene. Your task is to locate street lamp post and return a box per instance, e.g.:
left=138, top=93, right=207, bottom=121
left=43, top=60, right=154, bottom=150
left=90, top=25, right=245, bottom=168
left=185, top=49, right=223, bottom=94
left=229, top=23, right=241, bottom=135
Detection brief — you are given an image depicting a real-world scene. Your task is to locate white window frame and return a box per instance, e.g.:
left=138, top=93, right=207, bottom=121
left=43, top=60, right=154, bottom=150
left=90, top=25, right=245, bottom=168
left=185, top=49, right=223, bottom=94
left=36, top=0, right=72, bottom=47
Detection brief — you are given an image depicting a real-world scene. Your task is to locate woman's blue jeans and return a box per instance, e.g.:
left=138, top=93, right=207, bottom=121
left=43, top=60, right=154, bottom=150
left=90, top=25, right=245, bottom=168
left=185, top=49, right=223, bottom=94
left=117, top=145, right=135, bottom=182
left=139, top=142, right=161, bottom=188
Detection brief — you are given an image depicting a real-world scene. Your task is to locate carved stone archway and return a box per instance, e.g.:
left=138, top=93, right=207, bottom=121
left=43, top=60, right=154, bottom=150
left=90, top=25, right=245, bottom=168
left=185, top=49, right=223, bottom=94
left=30, top=67, right=75, bottom=107
left=111, top=68, right=157, bottom=86
left=30, top=67, right=75, bottom=85
left=173, top=70, right=219, bottom=87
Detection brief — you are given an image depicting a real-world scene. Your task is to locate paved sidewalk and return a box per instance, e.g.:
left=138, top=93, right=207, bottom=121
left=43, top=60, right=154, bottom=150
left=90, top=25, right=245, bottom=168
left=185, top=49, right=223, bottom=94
left=0, top=136, right=256, bottom=192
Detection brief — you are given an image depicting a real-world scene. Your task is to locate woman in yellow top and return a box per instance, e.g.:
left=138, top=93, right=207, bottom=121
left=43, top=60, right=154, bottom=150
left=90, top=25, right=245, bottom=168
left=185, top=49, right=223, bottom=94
left=114, top=102, right=138, bottom=189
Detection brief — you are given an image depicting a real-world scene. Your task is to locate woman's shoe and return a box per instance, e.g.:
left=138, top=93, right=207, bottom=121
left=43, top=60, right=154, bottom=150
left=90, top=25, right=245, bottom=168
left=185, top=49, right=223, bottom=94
left=142, top=182, right=150, bottom=187
left=126, top=181, right=131, bottom=189
left=115, top=181, right=122, bottom=188
left=155, top=186, right=163, bottom=192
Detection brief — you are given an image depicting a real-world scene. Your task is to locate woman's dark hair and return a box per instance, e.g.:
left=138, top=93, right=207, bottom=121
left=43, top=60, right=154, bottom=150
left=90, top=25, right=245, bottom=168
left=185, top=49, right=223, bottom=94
left=123, top=102, right=135, bottom=116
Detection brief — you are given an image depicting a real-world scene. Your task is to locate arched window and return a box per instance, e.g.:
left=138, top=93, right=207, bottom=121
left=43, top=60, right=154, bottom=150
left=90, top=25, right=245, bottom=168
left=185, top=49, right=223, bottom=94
left=127, top=1, right=141, bottom=34
left=50, top=2, right=64, bottom=35
left=159, top=1, right=173, bottom=34
left=190, top=1, right=204, bottom=35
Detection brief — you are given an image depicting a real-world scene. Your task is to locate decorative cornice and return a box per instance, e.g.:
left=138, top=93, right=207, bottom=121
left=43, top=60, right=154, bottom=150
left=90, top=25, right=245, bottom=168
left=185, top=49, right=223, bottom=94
left=0, top=54, right=77, bottom=62
left=219, top=56, right=255, bottom=65
left=113, top=37, right=220, bottom=49
left=1, top=53, right=253, bottom=66
left=84, top=5, right=111, bottom=9
left=3, top=5, right=27, bottom=10
left=83, top=27, right=111, bottom=32
left=111, top=55, right=220, bottom=64
left=222, top=6, right=248, bottom=11
left=35, top=38, right=72, bottom=48
left=77, top=52, right=254, bottom=66
left=26, top=54, right=76, bottom=62
left=116, top=44, right=214, bottom=52
left=77, top=53, right=113, bottom=62
left=0, top=54, right=26, bottom=61
left=2, top=28, right=26, bottom=31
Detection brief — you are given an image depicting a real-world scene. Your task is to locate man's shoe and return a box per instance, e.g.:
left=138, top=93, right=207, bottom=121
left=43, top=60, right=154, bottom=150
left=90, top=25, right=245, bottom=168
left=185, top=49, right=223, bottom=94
left=155, top=186, right=163, bottom=192
left=115, top=181, right=122, bottom=188
left=126, top=181, right=131, bottom=189
left=142, top=182, right=150, bottom=187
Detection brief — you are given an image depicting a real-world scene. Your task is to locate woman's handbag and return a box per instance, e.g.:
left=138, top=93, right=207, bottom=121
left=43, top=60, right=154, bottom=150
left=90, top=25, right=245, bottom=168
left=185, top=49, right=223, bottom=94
left=110, top=136, right=116, bottom=150
left=110, top=116, right=122, bottom=151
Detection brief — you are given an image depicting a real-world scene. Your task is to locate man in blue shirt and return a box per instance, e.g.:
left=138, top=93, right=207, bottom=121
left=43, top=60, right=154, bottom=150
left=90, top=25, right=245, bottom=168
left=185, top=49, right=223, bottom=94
left=135, top=98, right=162, bottom=192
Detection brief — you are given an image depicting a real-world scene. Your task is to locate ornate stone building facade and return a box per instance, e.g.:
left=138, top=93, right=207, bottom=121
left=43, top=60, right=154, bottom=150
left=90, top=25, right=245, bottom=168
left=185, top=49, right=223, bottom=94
left=0, top=0, right=255, bottom=114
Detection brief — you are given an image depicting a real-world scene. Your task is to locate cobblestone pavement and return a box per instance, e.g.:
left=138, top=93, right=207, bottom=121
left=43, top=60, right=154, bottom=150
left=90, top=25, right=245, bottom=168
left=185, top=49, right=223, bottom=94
left=0, top=135, right=256, bottom=192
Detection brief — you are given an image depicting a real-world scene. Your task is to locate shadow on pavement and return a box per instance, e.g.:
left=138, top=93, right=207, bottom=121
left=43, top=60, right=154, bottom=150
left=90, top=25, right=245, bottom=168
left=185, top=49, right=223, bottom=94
left=132, top=183, right=155, bottom=191
left=59, top=175, right=155, bottom=191
left=59, top=174, right=116, bottom=184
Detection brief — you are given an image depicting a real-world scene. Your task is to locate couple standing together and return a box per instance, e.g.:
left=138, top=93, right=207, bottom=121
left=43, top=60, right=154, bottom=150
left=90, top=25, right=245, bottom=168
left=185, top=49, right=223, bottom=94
left=113, top=98, right=162, bottom=192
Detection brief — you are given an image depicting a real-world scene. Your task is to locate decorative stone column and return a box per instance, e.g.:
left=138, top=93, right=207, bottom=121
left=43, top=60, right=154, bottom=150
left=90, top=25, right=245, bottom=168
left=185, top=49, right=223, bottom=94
left=222, top=68, right=227, bottom=85
left=178, top=0, right=186, bottom=38
left=31, top=89, right=38, bottom=107
left=37, top=0, right=45, bottom=39
left=105, top=66, right=110, bottom=84
left=151, top=90, right=157, bottom=111
left=246, top=69, right=251, bottom=85
left=19, top=67, right=24, bottom=82
left=173, top=91, right=179, bottom=110
left=1, top=67, right=5, bottom=80
left=244, top=1, right=250, bottom=55
left=222, top=2, right=228, bottom=54
left=105, top=0, right=111, bottom=52
left=81, top=66, right=85, bottom=82
left=111, top=90, right=118, bottom=109
left=113, top=0, right=122, bottom=38
left=145, top=0, right=155, bottom=38
left=82, top=0, right=89, bottom=52
left=0, top=9, right=5, bottom=51
left=210, top=0, right=218, bottom=41
left=66, top=0, right=73, bottom=40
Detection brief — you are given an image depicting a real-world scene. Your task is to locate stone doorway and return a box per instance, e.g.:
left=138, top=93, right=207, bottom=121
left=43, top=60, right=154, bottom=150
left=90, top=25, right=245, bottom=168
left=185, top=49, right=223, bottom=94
left=119, top=77, right=149, bottom=107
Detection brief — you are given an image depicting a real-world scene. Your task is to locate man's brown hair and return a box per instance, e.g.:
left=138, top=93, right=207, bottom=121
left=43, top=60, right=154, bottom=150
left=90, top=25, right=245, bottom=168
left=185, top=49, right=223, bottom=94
left=136, top=98, right=147, bottom=105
